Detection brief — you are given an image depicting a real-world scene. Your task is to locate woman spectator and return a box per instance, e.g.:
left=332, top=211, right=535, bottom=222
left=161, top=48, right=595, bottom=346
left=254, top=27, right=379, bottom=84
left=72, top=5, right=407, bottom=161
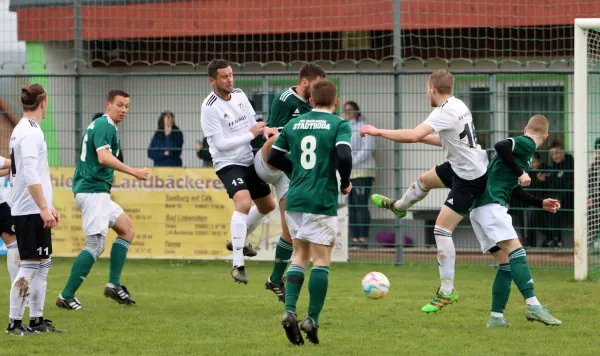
left=344, top=101, right=376, bottom=247
left=148, top=111, right=184, bottom=167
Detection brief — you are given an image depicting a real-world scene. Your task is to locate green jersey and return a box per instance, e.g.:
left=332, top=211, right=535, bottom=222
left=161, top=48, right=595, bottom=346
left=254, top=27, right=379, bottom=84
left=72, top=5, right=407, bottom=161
left=73, top=116, right=120, bottom=194
left=268, top=87, right=312, bottom=129
left=273, top=109, right=352, bottom=216
left=472, top=135, right=536, bottom=208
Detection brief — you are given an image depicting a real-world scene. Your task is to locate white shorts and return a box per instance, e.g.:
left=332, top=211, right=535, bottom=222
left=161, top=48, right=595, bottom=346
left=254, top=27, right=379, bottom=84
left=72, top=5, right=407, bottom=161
left=285, top=211, right=338, bottom=246
left=469, top=203, right=518, bottom=253
left=254, top=148, right=289, bottom=201
left=75, top=193, right=124, bottom=237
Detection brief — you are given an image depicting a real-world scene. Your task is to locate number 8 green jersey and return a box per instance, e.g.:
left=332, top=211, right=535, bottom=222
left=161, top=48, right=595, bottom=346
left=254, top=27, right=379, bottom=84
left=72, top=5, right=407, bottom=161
left=273, top=109, right=352, bottom=216
left=72, top=115, right=120, bottom=194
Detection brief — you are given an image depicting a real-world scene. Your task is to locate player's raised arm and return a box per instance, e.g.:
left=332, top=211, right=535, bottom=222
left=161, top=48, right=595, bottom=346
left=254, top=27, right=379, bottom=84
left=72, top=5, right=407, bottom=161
left=201, top=105, right=264, bottom=151
left=0, top=156, right=9, bottom=177
left=360, top=122, right=434, bottom=144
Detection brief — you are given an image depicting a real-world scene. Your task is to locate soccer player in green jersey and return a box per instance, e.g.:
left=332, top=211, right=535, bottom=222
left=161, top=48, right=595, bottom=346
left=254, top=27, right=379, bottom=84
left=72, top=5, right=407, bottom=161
left=268, top=80, right=352, bottom=345
left=245, top=63, right=326, bottom=301
left=470, top=114, right=562, bottom=327
left=56, top=89, right=149, bottom=310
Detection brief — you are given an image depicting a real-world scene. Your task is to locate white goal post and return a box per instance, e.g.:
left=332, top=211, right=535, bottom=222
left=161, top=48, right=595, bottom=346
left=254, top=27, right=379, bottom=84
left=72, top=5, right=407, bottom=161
left=573, top=18, right=600, bottom=281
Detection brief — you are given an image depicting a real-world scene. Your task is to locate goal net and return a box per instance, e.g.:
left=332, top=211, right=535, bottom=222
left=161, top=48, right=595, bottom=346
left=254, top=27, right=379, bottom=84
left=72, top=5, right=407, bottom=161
left=574, top=19, right=600, bottom=280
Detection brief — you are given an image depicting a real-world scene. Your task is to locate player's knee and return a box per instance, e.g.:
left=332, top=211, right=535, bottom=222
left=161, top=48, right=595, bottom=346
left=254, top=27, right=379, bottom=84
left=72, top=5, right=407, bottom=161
left=233, top=191, right=252, bottom=213
left=120, top=223, right=135, bottom=241
left=85, top=234, right=106, bottom=259
left=257, top=197, right=276, bottom=215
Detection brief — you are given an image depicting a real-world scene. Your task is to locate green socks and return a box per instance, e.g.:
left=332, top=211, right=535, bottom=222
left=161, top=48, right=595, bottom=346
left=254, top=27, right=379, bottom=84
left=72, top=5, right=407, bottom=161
left=285, top=264, right=305, bottom=313
left=109, top=238, right=131, bottom=287
left=308, top=266, right=330, bottom=327
left=509, top=247, right=535, bottom=299
left=491, top=263, right=512, bottom=314
left=270, top=238, right=293, bottom=283
left=61, top=249, right=96, bottom=299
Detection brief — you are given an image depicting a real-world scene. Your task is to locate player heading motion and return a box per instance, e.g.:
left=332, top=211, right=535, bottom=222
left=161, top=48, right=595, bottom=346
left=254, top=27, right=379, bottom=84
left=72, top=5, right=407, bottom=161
left=57, top=89, right=149, bottom=310
left=470, top=115, right=562, bottom=327
left=7, top=84, right=64, bottom=335
left=361, top=69, right=489, bottom=313
left=268, top=80, right=352, bottom=345
left=201, top=59, right=276, bottom=284
left=257, top=63, right=326, bottom=302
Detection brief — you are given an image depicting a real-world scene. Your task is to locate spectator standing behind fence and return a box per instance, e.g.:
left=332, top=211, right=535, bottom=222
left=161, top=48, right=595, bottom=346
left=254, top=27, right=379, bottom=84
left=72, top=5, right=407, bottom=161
left=93, top=113, right=124, bottom=163
left=195, top=137, right=213, bottom=167
left=543, top=141, right=574, bottom=247
left=344, top=101, right=375, bottom=247
left=147, top=111, right=184, bottom=167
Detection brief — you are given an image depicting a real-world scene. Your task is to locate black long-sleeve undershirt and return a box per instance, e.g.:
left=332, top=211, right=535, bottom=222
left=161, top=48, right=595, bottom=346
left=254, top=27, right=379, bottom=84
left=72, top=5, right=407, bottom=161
left=267, top=148, right=293, bottom=175
left=494, top=139, right=524, bottom=177
left=512, top=185, right=543, bottom=208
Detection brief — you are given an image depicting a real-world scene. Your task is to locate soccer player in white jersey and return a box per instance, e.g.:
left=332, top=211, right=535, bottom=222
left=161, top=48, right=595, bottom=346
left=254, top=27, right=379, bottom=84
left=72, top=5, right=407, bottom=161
left=201, top=59, right=276, bottom=284
left=6, top=84, right=64, bottom=335
left=360, top=70, right=489, bottom=313
left=0, top=160, right=19, bottom=284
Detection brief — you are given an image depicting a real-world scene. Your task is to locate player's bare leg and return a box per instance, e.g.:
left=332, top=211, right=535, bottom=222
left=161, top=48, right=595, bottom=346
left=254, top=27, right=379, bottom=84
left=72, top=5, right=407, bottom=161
left=422, top=205, right=461, bottom=313
left=372, top=167, right=444, bottom=217
left=487, top=249, right=512, bottom=328
left=104, top=212, right=136, bottom=305
left=266, top=197, right=291, bottom=302
left=496, top=239, right=561, bottom=326
left=282, top=239, right=308, bottom=346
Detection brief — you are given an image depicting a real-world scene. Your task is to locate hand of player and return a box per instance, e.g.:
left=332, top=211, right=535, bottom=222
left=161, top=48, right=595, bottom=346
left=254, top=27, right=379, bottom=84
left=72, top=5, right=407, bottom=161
left=542, top=198, right=561, bottom=213
left=341, top=183, right=352, bottom=195
left=263, top=127, right=279, bottom=140
left=360, top=125, right=379, bottom=137
left=518, top=172, right=531, bottom=187
left=40, top=207, right=57, bottom=229
left=250, top=122, right=267, bottom=137
left=134, top=168, right=150, bottom=181
left=51, top=207, right=61, bottom=226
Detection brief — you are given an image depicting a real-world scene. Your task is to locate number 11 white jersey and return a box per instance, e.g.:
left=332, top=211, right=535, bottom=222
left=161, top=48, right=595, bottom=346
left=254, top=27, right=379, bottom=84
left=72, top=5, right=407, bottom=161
left=424, top=96, right=488, bottom=180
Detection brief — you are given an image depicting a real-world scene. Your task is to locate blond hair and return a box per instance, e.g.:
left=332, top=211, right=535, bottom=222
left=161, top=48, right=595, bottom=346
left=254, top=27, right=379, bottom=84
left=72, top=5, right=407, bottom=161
left=526, top=114, right=549, bottom=135
left=427, top=70, right=454, bottom=95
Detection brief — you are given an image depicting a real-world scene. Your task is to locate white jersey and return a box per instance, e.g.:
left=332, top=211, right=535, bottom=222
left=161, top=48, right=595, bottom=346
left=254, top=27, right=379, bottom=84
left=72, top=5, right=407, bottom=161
left=201, top=89, right=257, bottom=171
left=9, top=118, right=53, bottom=216
left=0, top=156, right=5, bottom=204
left=424, top=96, right=488, bottom=180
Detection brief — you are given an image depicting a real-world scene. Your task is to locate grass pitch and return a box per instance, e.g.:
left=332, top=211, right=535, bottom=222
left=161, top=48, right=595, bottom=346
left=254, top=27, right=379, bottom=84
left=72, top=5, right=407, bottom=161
left=0, top=258, right=598, bottom=356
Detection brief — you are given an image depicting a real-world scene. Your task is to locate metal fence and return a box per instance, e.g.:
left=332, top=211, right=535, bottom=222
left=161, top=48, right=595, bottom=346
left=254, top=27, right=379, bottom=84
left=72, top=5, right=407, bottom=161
left=0, top=71, right=579, bottom=268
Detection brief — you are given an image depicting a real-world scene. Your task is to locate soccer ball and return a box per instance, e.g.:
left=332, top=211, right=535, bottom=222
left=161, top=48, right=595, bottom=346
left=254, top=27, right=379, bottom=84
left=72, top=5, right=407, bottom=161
left=361, top=272, right=390, bottom=299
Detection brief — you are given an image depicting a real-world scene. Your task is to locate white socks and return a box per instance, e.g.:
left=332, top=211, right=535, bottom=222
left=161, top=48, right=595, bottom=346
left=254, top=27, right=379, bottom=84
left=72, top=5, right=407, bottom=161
left=6, top=241, right=19, bottom=283
left=394, top=180, right=429, bottom=212
left=434, top=226, right=456, bottom=295
left=9, top=261, right=39, bottom=321
left=246, top=206, right=266, bottom=235
left=525, top=296, right=541, bottom=306
left=231, top=211, right=249, bottom=267
left=29, top=259, right=51, bottom=319
left=490, top=312, right=503, bottom=318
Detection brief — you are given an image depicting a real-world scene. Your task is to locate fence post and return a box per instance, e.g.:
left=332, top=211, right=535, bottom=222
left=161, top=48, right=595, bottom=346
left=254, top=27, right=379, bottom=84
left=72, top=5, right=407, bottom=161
left=74, top=0, right=83, bottom=164
left=393, top=0, right=403, bottom=266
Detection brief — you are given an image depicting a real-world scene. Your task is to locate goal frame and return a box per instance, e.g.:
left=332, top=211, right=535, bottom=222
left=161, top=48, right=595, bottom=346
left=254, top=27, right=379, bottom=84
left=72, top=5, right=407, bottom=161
left=573, top=18, right=600, bottom=281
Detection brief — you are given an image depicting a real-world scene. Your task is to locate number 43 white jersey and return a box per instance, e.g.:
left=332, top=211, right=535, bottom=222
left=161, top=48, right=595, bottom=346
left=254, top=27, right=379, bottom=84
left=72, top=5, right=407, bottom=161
left=424, top=96, right=488, bottom=180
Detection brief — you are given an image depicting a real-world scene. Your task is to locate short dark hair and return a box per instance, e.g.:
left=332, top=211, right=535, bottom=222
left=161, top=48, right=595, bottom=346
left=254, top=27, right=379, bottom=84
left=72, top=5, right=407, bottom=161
left=21, top=83, right=47, bottom=111
left=208, top=59, right=231, bottom=79
left=92, top=112, right=104, bottom=121
left=550, top=141, right=564, bottom=150
left=311, top=80, right=337, bottom=107
left=299, top=63, right=326, bottom=82
left=106, top=89, right=130, bottom=103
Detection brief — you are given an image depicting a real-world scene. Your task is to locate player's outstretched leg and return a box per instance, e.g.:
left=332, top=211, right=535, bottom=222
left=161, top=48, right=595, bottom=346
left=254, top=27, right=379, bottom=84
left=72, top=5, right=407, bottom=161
left=498, top=240, right=561, bottom=326
left=422, top=225, right=458, bottom=313
left=105, top=213, right=136, bottom=304
left=371, top=178, right=430, bottom=218
left=57, top=237, right=101, bottom=310
left=370, top=194, right=406, bottom=218
left=487, top=250, right=512, bottom=328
